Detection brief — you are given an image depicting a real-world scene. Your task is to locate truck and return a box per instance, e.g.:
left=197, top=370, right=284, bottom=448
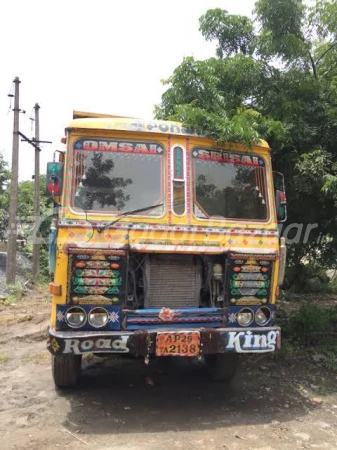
left=46, top=111, right=287, bottom=387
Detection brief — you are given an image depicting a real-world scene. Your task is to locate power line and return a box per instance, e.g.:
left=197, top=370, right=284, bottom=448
left=7, top=81, right=14, bottom=115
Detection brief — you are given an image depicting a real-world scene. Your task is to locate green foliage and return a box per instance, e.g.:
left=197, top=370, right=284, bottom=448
left=16, top=176, right=53, bottom=281
left=17, top=176, right=53, bottom=232
left=155, top=55, right=288, bottom=148
left=254, top=0, right=306, bottom=60
left=0, top=152, right=10, bottom=240
left=0, top=153, right=10, bottom=196
left=319, top=340, right=337, bottom=371
left=4, top=176, right=54, bottom=281
left=39, top=246, right=50, bottom=281
left=156, top=0, right=337, bottom=270
left=0, top=353, right=9, bottom=364
left=1, top=175, right=54, bottom=241
left=4, top=283, right=25, bottom=304
left=20, top=242, right=50, bottom=282
left=283, top=262, right=330, bottom=293
left=283, top=302, right=337, bottom=340
left=288, top=303, right=331, bottom=338
left=281, top=302, right=337, bottom=371
left=18, top=175, right=53, bottom=218
left=200, top=9, right=255, bottom=58
left=76, top=153, right=132, bottom=210
left=327, top=273, right=337, bottom=292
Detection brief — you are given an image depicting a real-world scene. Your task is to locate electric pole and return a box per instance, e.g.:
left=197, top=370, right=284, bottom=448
left=6, top=77, right=20, bottom=284
left=32, top=103, right=40, bottom=279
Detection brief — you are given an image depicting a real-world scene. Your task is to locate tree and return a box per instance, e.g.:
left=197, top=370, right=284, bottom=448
left=12, top=176, right=54, bottom=280
left=0, top=153, right=10, bottom=240
left=75, top=153, right=132, bottom=210
left=155, top=0, right=337, bottom=268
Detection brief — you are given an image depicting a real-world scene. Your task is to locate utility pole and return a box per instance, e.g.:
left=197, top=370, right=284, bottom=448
left=6, top=77, right=20, bottom=284
left=32, top=103, right=40, bottom=280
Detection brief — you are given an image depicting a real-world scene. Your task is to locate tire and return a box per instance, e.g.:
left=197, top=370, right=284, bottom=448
left=204, top=353, right=239, bottom=382
left=52, top=354, right=82, bottom=388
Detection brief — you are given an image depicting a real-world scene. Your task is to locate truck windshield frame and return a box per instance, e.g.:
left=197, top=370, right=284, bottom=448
left=70, top=138, right=165, bottom=216
left=192, top=148, right=269, bottom=222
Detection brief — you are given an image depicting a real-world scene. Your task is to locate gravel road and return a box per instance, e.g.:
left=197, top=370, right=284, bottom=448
left=0, top=293, right=336, bottom=450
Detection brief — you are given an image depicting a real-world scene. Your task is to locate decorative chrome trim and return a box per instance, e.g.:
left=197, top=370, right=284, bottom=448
left=88, top=307, right=109, bottom=328
left=237, top=307, right=254, bottom=327
left=65, top=306, right=87, bottom=329
left=278, top=237, right=286, bottom=286
left=254, top=307, right=271, bottom=326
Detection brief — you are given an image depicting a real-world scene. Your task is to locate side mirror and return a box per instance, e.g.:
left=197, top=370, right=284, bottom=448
left=275, top=189, right=287, bottom=222
left=46, top=162, right=64, bottom=197
left=273, top=171, right=287, bottom=222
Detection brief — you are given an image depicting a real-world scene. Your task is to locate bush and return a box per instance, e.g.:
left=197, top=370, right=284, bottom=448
left=19, top=243, right=50, bottom=282
left=282, top=303, right=337, bottom=371
left=286, top=304, right=330, bottom=344
left=4, top=283, right=25, bottom=304
left=283, top=262, right=330, bottom=293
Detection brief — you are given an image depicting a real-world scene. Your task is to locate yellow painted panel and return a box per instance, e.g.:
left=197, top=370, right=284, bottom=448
left=49, top=122, right=280, bottom=326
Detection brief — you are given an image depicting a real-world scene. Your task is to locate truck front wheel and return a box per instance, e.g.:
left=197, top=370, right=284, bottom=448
left=204, top=353, right=239, bottom=382
left=52, top=355, right=82, bottom=388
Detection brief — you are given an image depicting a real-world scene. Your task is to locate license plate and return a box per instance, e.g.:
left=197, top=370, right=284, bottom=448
left=156, top=331, right=200, bottom=357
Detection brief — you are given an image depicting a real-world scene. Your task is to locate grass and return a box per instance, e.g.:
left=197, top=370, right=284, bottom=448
left=279, top=301, right=337, bottom=373
left=316, top=339, right=337, bottom=372
left=25, top=351, right=50, bottom=365
left=0, top=353, right=10, bottom=364
left=17, top=314, right=33, bottom=323
left=4, top=296, right=18, bottom=305
left=2, top=283, right=25, bottom=305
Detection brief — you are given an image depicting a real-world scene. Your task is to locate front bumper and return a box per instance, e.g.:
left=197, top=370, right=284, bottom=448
left=47, top=326, right=281, bottom=356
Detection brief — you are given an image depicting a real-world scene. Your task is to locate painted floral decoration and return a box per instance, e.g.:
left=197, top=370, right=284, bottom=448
left=159, top=307, right=176, bottom=322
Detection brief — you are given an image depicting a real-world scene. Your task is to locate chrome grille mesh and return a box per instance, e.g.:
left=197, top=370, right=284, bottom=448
left=145, top=255, right=201, bottom=308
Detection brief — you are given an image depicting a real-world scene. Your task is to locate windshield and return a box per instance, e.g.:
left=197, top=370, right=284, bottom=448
left=72, top=139, right=164, bottom=214
left=192, top=148, right=268, bottom=221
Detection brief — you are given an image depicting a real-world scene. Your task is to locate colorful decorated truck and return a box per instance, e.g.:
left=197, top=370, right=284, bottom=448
left=46, top=111, right=287, bottom=387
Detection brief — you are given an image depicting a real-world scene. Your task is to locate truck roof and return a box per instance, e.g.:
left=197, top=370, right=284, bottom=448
left=68, top=111, right=270, bottom=149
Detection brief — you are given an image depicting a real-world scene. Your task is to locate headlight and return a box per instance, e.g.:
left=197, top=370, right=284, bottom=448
left=88, top=307, right=109, bottom=328
left=237, top=308, right=253, bottom=326
left=255, top=307, right=271, bottom=326
left=66, top=307, right=86, bottom=328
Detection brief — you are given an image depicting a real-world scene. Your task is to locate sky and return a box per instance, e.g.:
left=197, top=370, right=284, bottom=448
left=0, top=0, right=256, bottom=181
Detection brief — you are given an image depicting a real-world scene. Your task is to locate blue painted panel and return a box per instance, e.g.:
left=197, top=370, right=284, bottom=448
left=56, top=304, right=121, bottom=331
left=226, top=305, right=276, bottom=328
left=132, top=307, right=220, bottom=315
left=127, top=322, right=222, bottom=330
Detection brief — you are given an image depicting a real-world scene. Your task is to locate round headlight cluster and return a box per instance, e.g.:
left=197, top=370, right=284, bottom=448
left=66, top=307, right=87, bottom=328
left=237, top=308, right=254, bottom=326
left=236, top=307, right=271, bottom=327
left=255, top=307, right=271, bottom=326
left=88, top=308, right=109, bottom=328
left=65, top=307, right=109, bottom=329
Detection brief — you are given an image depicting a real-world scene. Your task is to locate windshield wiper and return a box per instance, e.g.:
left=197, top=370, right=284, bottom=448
left=95, top=203, right=164, bottom=233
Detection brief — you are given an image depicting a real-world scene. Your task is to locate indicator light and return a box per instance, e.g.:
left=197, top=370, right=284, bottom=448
left=76, top=262, right=86, bottom=268
left=46, top=162, right=64, bottom=196
left=48, top=283, right=62, bottom=295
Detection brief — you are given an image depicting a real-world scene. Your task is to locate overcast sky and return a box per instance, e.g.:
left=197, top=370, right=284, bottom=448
left=0, top=0, right=256, bottom=181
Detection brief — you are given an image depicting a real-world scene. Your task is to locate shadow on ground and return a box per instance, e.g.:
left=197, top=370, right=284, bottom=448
left=60, top=354, right=329, bottom=435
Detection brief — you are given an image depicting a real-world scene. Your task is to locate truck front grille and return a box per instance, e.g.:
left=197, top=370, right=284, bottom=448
left=144, top=254, right=201, bottom=308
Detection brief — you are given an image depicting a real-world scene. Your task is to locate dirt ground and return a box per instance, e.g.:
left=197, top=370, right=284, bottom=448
left=0, top=291, right=336, bottom=450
